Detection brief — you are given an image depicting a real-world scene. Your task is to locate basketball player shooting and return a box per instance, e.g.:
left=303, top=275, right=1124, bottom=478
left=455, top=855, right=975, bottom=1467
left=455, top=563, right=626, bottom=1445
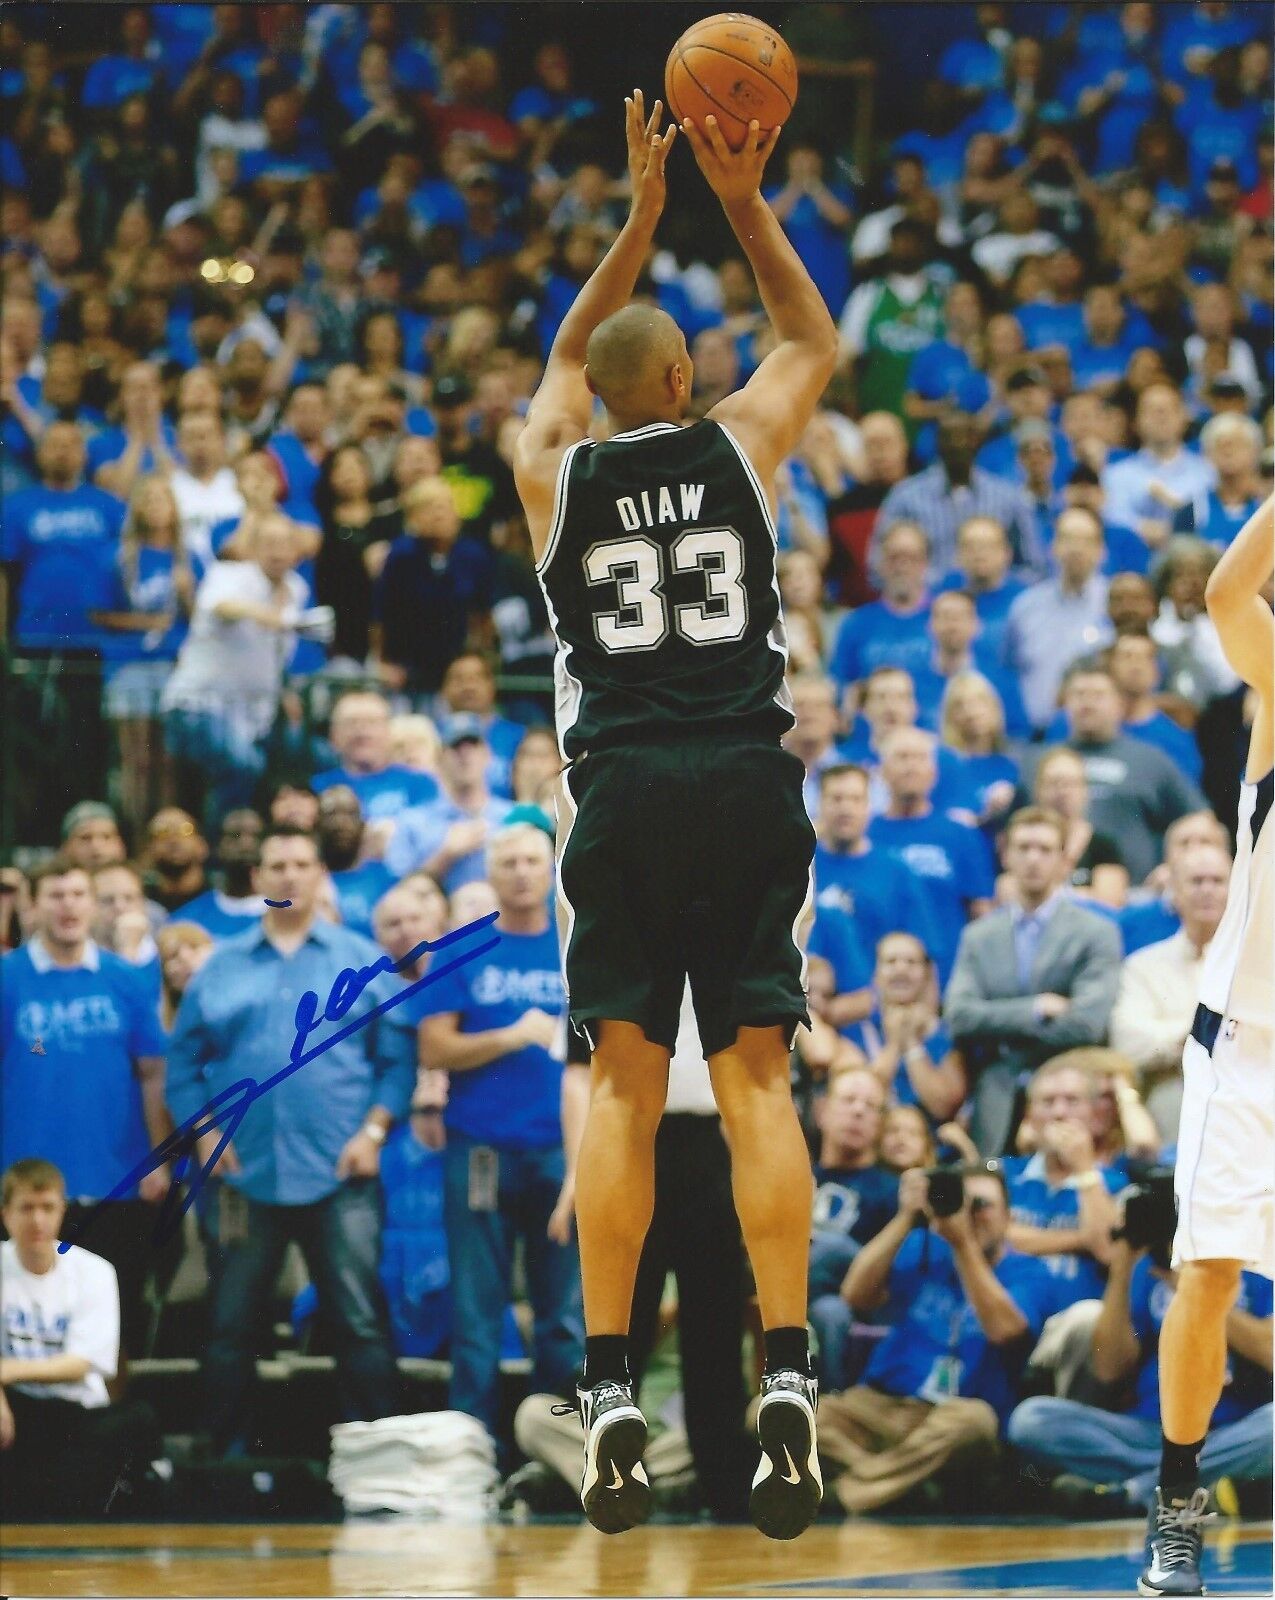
left=513, top=92, right=837, bottom=1540
left=1139, top=493, right=1274, bottom=1599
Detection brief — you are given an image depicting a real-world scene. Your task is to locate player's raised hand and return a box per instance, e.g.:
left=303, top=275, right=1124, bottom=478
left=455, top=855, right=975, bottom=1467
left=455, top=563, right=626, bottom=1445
left=625, top=88, right=677, bottom=217
left=680, top=114, right=781, bottom=204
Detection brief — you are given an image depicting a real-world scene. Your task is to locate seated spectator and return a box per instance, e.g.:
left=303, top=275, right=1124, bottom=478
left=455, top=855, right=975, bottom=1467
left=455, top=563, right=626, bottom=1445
left=167, top=827, right=414, bottom=1456
left=313, top=691, right=440, bottom=821
left=1175, top=414, right=1265, bottom=547
left=388, top=714, right=442, bottom=777
left=59, top=801, right=127, bottom=872
left=1119, top=809, right=1232, bottom=953
left=91, top=861, right=160, bottom=972
left=177, top=807, right=265, bottom=940
left=386, top=718, right=513, bottom=891
left=373, top=880, right=448, bottom=989
left=807, top=1065, right=898, bottom=1394
left=868, top=727, right=995, bottom=984
left=155, top=920, right=213, bottom=1031
left=268, top=381, right=331, bottom=517
left=937, top=516, right=1027, bottom=667
left=1150, top=537, right=1242, bottom=710
left=370, top=477, right=496, bottom=697
left=316, top=784, right=394, bottom=938
left=1101, top=383, right=1216, bottom=553
left=1032, top=748, right=1129, bottom=909
left=1005, top=507, right=1113, bottom=733
left=1110, top=841, right=1232, bottom=1143
left=0, top=856, right=169, bottom=1355
left=140, top=809, right=209, bottom=915
left=946, top=807, right=1122, bottom=1157
left=879, top=1103, right=936, bottom=1174
left=0, top=1158, right=161, bottom=1518
left=813, top=762, right=935, bottom=974
left=820, top=1163, right=1053, bottom=1513
left=871, top=410, right=1044, bottom=586
left=413, top=824, right=581, bottom=1441
left=840, top=667, right=971, bottom=815
left=1077, top=1048, right=1162, bottom=1169
left=1107, top=630, right=1204, bottom=784
left=852, top=933, right=967, bottom=1127
left=828, top=519, right=933, bottom=695
left=1020, top=662, right=1206, bottom=885
left=825, top=411, right=911, bottom=607
left=1008, top=1215, right=1272, bottom=1514
left=782, top=674, right=847, bottom=820
left=938, top=671, right=1019, bottom=834
left=912, top=588, right=1029, bottom=739
left=268, top=782, right=320, bottom=832
left=432, top=650, right=524, bottom=800
left=778, top=549, right=832, bottom=675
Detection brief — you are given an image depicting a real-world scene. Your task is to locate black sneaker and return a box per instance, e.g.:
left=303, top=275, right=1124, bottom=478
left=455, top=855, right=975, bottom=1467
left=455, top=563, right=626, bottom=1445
left=1138, top=1486, right=1216, bottom=1596
left=575, top=1380, right=650, bottom=1535
left=749, top=1369, right=823, bottom=1541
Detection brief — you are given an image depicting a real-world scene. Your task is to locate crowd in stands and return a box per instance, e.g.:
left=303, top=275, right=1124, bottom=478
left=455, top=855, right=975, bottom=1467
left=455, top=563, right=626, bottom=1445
left=1, top=0, right=1272, bottom=1524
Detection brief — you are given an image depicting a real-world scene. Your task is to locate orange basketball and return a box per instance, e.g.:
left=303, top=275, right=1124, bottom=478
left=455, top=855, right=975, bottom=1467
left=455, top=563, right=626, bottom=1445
left=665, top=13, right=797, bottom=151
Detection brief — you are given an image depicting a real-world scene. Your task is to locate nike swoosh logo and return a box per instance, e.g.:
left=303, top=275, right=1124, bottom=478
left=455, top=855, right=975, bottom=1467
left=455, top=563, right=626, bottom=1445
left=781, top=1446, right=801, bottom=1485
left=608, top=1464, right=625, bottom=1491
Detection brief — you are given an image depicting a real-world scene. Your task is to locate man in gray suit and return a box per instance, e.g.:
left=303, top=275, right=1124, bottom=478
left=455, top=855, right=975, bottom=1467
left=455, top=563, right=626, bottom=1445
left=944, top=807, right=1122, bottom=1155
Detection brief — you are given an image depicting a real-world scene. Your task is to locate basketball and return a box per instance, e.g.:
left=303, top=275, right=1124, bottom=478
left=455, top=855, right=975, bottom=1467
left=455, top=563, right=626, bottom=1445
left=665, top=12, right=797, bottom=151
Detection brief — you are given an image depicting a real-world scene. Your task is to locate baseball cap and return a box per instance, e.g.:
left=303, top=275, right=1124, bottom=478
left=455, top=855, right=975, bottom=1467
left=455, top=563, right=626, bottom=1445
left=61, top=801, right=118, bottom=839
left=432, top=374, right=473, bottom=407
left=503, top=802, right=555, bottom=841
left=441, top=713, right=488, bottom=748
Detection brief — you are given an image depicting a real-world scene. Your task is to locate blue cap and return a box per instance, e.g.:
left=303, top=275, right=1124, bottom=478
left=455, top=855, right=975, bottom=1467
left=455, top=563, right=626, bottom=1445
left=441, top=713, right=488, bottom=748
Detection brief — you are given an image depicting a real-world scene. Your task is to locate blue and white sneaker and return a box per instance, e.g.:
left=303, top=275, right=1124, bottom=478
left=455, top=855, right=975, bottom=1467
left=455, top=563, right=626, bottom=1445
left=750, top=1368, right=822, bottom=1540
left=576, top=1379, right=650, bottom=1535
left=1138, top=1486, right=1215, bottom=1596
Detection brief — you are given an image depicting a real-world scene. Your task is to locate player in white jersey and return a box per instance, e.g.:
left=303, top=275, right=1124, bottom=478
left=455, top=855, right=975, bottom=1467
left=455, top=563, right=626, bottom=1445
left=1140, top=495, right=1274, bottom=1599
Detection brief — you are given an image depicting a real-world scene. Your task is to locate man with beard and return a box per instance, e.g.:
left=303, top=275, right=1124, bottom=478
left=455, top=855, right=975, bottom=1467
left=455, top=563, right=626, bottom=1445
left=140, top=809, right=210, bottom=915
left=176, top=808, right=265, bottom=940
left=316, top=785, right=393, bottom=939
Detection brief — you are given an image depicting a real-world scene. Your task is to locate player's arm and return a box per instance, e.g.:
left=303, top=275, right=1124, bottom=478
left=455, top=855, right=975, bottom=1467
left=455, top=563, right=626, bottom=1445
left=1204, top=493, right=1273, bottom=707
left=684, top=117, right=838, bottom=486
left=513, top=91, right=677, bottom=554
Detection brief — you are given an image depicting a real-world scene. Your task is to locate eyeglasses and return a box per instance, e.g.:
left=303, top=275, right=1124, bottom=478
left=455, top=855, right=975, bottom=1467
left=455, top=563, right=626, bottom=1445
left=150, top=821, right=197, bottom=839
left=969, top=1197, right=994, bottom=1215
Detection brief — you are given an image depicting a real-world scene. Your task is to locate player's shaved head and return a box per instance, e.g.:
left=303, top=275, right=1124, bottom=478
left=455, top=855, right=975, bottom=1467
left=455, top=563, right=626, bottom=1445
left=585, top=305, right=690, bottom=420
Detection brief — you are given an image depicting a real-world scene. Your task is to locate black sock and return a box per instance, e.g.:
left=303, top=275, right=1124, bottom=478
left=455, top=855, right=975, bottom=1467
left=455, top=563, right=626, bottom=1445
left=583, top=1335, right=630, bottom=1387
left=1160, top=1435, right=1204, bottom=1498
left=763, top=1325, right=811, bottom=1376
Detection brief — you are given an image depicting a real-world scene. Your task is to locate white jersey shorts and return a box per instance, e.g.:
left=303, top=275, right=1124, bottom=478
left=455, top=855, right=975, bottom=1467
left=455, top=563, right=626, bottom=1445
left=1173, top=1010, right=1275, bottom=1279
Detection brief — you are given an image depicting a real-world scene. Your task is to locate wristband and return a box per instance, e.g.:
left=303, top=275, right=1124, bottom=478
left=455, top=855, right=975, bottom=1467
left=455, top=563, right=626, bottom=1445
left=361, top=1122, right=387, bottom=1146
left=1066, top=1169, right=1101, bottom=1191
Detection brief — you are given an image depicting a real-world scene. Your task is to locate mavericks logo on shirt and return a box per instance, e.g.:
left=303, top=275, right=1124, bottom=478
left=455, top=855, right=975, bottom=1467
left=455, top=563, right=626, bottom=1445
left=470, top=964, right=563, bottom=1011
left=16, top=996, right=124, bottom=1050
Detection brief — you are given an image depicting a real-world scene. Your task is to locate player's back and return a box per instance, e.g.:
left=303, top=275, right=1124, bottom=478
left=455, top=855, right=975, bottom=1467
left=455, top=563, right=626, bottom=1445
left=536, top=419, right=794, bottom=760
left=1199, top=767, right=1274, bottom=1031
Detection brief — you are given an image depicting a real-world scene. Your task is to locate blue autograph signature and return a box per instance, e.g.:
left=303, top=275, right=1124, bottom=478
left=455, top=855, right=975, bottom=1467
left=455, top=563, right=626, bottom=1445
left=59, top=912, right=501, bottom=1253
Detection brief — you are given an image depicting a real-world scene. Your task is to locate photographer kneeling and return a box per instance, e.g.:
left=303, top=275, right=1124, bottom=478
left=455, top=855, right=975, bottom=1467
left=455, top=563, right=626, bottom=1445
left=1007, top=1175, right=1272, bottom=1515
left=818, top=1163, right=1053, bottom=1514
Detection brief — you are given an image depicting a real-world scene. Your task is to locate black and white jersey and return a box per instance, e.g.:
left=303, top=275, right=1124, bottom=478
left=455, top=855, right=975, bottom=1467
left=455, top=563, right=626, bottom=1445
left=534, top=419, right=794, bottom=759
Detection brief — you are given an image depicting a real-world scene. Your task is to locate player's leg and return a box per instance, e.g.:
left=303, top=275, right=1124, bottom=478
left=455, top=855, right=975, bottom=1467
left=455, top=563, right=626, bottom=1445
left=1159, top=1259, right=1243, bottom=1466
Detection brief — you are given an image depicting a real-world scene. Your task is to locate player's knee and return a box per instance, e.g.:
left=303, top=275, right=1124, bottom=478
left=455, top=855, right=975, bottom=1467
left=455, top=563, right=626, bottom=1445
left=1175, top=1257, right=1243, bottom=1311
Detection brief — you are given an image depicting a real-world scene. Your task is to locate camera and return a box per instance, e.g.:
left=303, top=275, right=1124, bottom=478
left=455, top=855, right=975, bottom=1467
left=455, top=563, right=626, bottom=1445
left=1111, top=1168, right=1178, bottom=1266
left=925, top=1166, right=965, bottom=1218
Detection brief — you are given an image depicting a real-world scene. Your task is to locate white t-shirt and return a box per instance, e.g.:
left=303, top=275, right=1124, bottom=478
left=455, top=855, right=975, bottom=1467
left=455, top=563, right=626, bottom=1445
left=162, top=560, right=306, bottom=735
left=1, top=1239, right=119, bottom=1408
left=171, top=466, right=245, bottom=566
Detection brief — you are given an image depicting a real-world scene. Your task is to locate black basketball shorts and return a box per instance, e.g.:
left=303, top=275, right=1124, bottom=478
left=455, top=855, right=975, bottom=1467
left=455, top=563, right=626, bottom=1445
left=554, top=739, right=816, bottom=1058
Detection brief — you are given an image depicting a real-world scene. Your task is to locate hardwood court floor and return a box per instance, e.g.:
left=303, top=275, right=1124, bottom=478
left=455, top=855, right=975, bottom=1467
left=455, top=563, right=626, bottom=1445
left=2, top=1519, right=1272, bottom=1598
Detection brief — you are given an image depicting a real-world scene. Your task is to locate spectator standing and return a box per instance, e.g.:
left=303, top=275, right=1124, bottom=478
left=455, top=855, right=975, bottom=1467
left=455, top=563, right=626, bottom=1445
left=851, top=933, right=966, bottom=1127
left=1105, top=630, right=1204, bottom=784
left=89, top=361, right=175, bottom=499
left=167, top=826, right=415, bottom=1454
left=312, top=444, right=399, bottom=670
left=0, top=857, right=169, bottom=1354
left=1032, top=748, right=1129, bottom=908
left=155, top=921, right=213, bottom=1031
left=140, top=808, right=209, bottom=916
left=912, top=588, right=1028, bottom=738
left=1004, top=506, right=1112, bottom=733
left=945, top=807, right=1122, bottom=1157
left=313, top=691, right=440, bottom=822
left=0, top=1158, right=161, bottom=1518
left=59, top=801, right=127, bottom=873
left=316, top=784, right=394, bottom=939
left=414, top=824, right=582, bottom=1440
left=1119, top=810, right=1232, bottom=955
left=766, top=141, right=855, bottom=316
left=938, top=672, right=1019, bottom=835
left=177, top=808, right=265, bottom=941
left=169, top=410, right=244, bottom=565
left=1100, top=383, right=1216, bottom=550
left=386, top=719, right=513, bottom=891
left=432, top=651, right=526, bottom=800
left=824, top=411, right=910, bottom=607
left=820, top=1163, right=1053, bottom=1514
left=836, top=217, right=946, bottom=419
left=828, top=519, right=932, bottom=693
left=872, top=411, right=1044, bottom=585
left=1022, top=663, right=1206, bottom=884
left=867, top=727, right=995, bottom=984
left=1110, top=842, right=1233, bottom=1143
left=1151, top=538, right=1241, bottom=711
left=432, top=374, right=520, bottom=547
left=783, top=674, right=848, bottom=821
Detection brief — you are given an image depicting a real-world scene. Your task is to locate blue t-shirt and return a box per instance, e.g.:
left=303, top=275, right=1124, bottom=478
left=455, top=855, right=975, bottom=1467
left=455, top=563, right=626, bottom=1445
left=1118, top=898, right=1180, bottom=955
left=330, top=861, right=395, bottom=939
left=1043, top=709, right=1203, bottom=785
left=1015, top=301, right=1087, bottom=353
left=863, top=1231, right=1054, bottom=1427
left=976, top=425, right=1074, bottom=486
left=378, top=1123, right=451, bottom=1358
left=95, top=544, right=204, bottom=667
left=813, top=843, right=937, bottom=961
left=847, top=1009, right=957, bottom=1120
left=267, top=433, right=324, bottom=512
left=829, top=598, right=933, bottom=690
left=867, top=811, right=996, bottom=981
left=176, top=889, right=264, bottom=942
left=937, top=36, right=1003, bottom=92
left=936, top=575, right=1026, bottom=667
left=808, top=902, right=876, bottom=998
left=1174, top=93, right=1262, bottom=194
left=813, top=1162, right=900, bottom=1249
left=1, top=942, right=165, bottom=1199
left=763, top=181, right=855, bottom=314
left=1002, top=1151, right=1129, bottom=1314
left=1071, top=336, right=1141, bottom=392
left=945, top=749, right=1020, bottom=828
left=1173, top=489, right=1265, bottom=549
left=81, top=55, right=161, bottom=108
left=411, top=924, right=564, bottom=1149
left=311, top=765, right=440, bottom=823
left=85, top=423, right=178, bottom=482
left=0, top=483, right=125, bottom=648
left=1129, top=1259, right=1272, bottom=1425
left=912, top=655, right=1030, bottom=740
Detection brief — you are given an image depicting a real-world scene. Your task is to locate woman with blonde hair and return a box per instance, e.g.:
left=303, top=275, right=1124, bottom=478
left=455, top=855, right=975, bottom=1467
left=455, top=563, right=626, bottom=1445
left=1033, top=746, right=1129, bottom=908
left=939, top=670, right=1020, bottom=830
left=156, top=920, right=214, bottom=1030
left=93, top=474, right=200, bottom=834
left=389, top=713, right=442, bottom=775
